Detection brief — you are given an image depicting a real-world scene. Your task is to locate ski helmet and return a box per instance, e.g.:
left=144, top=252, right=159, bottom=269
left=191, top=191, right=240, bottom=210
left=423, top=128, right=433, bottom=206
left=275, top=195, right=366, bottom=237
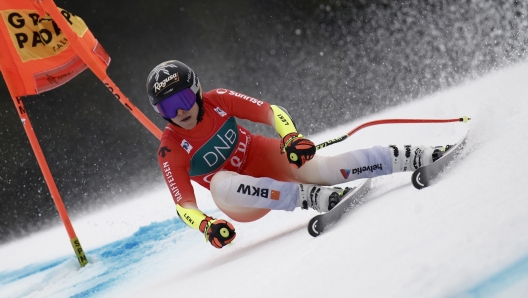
left=146, top=60, right=203, bottom=122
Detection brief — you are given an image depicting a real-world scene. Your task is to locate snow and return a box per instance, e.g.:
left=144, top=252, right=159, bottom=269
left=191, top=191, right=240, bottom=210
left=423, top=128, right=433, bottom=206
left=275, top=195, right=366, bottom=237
left=2, top=61, right=528, bottom=298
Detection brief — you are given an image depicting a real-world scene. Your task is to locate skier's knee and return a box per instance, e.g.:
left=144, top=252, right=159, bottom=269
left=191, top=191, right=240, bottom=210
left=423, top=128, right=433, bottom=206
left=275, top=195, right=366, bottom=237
left=210, top=171, right=238, bottom=203
left=210, top=171, right=269, bottom=222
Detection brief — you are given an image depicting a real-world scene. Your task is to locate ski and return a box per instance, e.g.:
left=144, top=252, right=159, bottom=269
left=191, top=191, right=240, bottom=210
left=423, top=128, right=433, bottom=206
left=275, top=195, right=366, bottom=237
left=411, top=132, right=468, bottom=189
left=307, top=178, right=372, bottom=237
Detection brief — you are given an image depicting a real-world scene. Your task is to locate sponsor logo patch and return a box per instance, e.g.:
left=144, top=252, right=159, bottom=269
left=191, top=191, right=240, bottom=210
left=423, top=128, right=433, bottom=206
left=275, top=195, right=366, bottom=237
left=270, top=190, right=281, bottom=200
left=228, top=90, right=264, bottom=106
left=0, top=8, right=87, bottom=62
left=147, top=62, right=179, bottom=95
left=189, top=117, right=243, bottom=176
left=158, top=146, right=171, bottom=158
left=163, top=162, right=183, bottom=202
left=237, top=184, right=280, bottom=200
left=181, top=139, right=193, bottom=153
left=214, top=107, right=227, bottom=117
left=342, top=164, right=384, bottom=176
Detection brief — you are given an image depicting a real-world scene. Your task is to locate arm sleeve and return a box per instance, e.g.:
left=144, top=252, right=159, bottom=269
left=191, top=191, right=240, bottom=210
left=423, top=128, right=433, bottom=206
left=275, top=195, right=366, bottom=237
left=269, top=105, right=298, bottom=138
left=211, top=89, right=298, bottom=138
left=212, top=89, right=273, bottom=125
left=158, top=139, right=213, bottom=231
left=176, top=204, right=210, bottom=232
left=158, top=138, right=197, bottom=207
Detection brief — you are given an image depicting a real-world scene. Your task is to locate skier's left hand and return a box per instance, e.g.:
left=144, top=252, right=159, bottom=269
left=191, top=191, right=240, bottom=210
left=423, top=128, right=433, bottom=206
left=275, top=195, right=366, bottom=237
left=281, top=132, right=316, bottom=168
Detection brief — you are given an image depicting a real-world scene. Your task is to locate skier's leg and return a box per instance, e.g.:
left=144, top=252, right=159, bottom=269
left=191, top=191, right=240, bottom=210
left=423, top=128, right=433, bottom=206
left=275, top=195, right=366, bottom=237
left=208, top=136, right=309, bottom=222
left=210, top=171, right=296, bottom=222
left=291, top=146, right=393, bottom=185
left=212, top=136, right=451, bottom=221
left=244, top=136, right=451, bottom=184
left=240, top=136, right=392, bottom=184
left=210, top=171, right=352, bottom=220
left=291, top=144, right=454, bottom=184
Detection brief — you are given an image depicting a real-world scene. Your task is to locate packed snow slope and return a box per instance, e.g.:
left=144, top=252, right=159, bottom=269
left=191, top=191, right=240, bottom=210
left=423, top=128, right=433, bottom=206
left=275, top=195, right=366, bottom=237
left=1, top=61, right=528, bottom=298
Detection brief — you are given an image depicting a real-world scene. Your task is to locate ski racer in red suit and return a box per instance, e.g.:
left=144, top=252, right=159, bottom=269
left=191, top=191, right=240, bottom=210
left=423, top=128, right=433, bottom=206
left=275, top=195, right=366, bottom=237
left=147, top=60, right=449, bottom=249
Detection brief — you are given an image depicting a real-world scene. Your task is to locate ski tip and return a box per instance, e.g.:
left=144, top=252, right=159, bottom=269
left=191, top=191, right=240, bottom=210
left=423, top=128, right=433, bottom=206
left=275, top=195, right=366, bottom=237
left=412, top=170, right=427, bottom=189
left=308, top=217, right=322, bottom=237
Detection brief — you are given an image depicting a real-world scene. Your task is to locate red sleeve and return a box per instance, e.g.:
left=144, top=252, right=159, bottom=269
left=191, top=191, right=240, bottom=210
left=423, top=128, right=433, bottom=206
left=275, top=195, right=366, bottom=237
left=158, top=136, right=197, bottom=208
left=207, top=89, right=273, bottom=125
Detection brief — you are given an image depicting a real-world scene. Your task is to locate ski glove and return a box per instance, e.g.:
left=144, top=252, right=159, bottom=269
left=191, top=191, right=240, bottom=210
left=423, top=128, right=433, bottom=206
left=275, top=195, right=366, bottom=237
left=176, top=205, right=236, bottom=249
left=281, top=132, right=316, bottom=169
left=199, top=216, right=236, bottom=249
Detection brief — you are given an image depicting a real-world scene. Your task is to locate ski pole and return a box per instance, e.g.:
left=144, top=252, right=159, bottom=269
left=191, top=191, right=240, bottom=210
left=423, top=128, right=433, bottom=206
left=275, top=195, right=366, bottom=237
left=315, top=116, right=470, bottom=150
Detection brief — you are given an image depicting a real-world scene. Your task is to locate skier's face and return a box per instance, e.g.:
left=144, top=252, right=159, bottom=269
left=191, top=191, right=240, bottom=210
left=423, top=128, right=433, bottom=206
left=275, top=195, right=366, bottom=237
left=171, top=102, right=199, bottom=130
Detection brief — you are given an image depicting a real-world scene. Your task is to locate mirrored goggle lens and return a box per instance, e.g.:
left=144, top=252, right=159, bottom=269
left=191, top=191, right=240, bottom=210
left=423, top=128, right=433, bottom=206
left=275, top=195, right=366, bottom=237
left=156, top=88, right=197, bottom=119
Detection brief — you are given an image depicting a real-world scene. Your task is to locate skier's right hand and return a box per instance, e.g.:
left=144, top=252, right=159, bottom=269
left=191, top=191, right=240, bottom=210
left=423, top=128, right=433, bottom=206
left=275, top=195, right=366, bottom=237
left=199, top=216, right=236, bottom=249
left=176, top=204, right=236, bottom=248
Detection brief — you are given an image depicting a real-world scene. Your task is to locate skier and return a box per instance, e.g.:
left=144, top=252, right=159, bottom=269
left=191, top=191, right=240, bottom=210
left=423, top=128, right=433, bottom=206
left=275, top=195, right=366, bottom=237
left=147, top=60, right=448, bottom=249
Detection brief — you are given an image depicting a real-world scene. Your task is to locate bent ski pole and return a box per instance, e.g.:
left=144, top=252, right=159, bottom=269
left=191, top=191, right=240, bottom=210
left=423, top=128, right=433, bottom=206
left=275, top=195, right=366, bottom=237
left=315, top=116, right=470, bottom=150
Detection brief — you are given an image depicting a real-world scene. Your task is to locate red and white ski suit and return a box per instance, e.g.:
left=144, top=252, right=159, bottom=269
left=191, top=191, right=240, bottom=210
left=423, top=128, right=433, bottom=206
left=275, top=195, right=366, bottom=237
left=158, top=89, right=393, bottom=222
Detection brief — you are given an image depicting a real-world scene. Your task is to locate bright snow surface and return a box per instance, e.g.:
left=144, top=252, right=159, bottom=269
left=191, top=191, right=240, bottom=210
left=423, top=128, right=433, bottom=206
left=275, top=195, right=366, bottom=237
left=2, top=61, right=528, bottom=298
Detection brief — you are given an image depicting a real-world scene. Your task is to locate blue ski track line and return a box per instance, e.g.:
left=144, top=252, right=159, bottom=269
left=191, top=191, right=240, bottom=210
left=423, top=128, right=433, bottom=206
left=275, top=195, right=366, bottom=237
left=454, top=254, right=528, bottom=298
left=0, top=217, right=187, bottom=295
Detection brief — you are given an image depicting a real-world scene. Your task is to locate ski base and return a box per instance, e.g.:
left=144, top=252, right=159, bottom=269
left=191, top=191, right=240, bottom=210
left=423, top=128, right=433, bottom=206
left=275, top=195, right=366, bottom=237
left=412, top=133, right=468, bottom=189
left=308, top=178, right=372, bottom=237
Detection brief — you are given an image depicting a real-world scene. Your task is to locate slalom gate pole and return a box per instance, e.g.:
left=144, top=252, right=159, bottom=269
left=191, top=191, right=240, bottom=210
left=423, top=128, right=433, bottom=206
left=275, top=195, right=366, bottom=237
left=100, top=76, right=162, bottom=140
left=316, top=116, right=471, bottom=150
left=12, top=0, right=161, bottom=269
left=11, top=96, right=88, bottom=267
left=39, top=0, right=162, bottom=140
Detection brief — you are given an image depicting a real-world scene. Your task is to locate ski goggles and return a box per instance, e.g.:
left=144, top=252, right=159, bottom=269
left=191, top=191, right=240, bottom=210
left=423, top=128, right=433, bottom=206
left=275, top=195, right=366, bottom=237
left=156, top=88, right=197, bottom=119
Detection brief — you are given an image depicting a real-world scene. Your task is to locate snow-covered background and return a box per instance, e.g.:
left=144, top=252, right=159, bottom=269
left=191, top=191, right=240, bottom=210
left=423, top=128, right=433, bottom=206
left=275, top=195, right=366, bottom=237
left=1, top=60, right=528, bottom=297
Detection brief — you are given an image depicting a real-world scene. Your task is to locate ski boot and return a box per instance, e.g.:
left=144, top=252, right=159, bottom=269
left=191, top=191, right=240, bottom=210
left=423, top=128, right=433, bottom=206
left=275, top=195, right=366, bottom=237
left=432, top=145, right=453, bottom=162
left=390, top=144, right=454, bottom=172
left=297, top=184, right=353, bottom=212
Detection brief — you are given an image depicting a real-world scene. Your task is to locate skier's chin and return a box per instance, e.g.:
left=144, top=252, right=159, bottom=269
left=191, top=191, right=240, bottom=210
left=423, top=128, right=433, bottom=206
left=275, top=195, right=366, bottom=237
left=177, top=116, right=197, bottom=130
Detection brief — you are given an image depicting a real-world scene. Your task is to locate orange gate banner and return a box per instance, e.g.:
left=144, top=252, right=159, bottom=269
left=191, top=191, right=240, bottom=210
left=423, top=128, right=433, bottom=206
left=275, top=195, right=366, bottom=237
left=0, top=0, right=109, bottom=97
